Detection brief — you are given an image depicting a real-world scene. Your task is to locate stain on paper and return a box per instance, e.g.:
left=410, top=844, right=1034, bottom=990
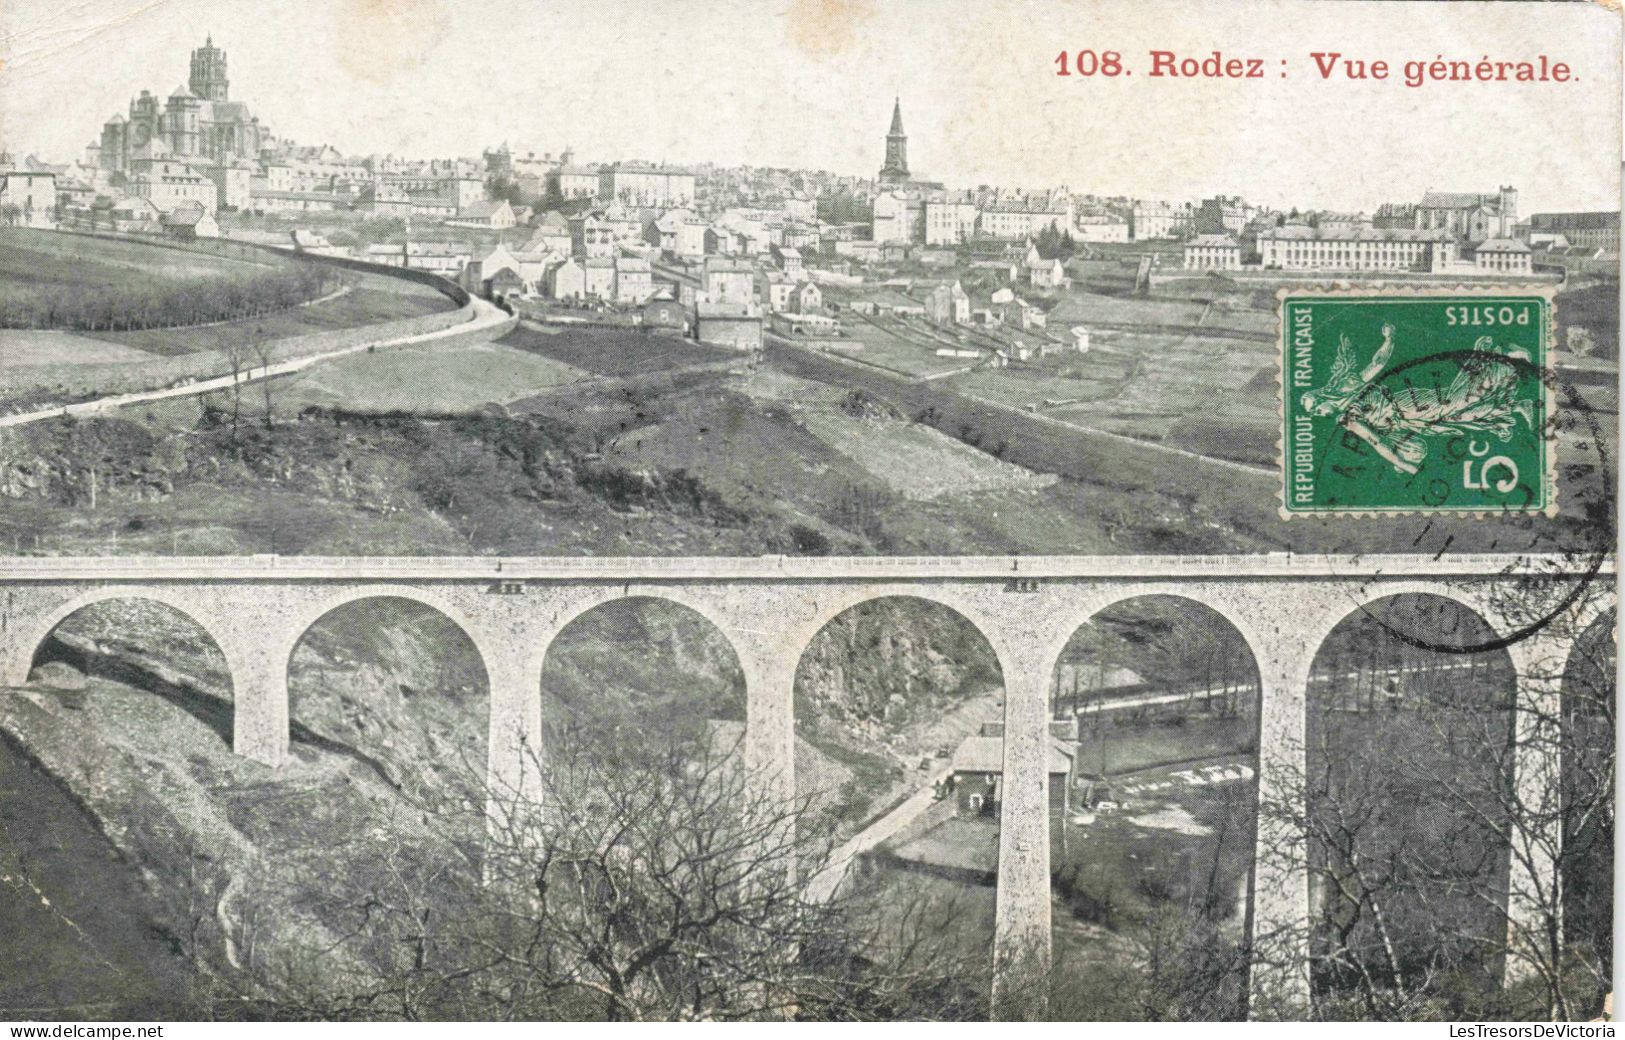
left=786, top=0, right=876, bottom=58
left=334, top=0, right=451, bottom=83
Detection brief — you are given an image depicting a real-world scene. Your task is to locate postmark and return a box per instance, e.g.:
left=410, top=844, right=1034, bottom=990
left=1279, top=287, right=1556, bottom=518
left=1333, top=355, right=1614, bottom=656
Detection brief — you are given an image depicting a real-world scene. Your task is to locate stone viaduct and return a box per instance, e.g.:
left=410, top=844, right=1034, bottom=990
left=0, top=552, right=1613, bottom=1018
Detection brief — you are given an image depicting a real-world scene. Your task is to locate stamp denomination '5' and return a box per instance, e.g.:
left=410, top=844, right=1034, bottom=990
left=1280, top=290, right=1553, bottom=517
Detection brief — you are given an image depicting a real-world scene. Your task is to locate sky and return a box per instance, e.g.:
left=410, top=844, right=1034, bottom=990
left=1, top=0, right=1619, bottom=215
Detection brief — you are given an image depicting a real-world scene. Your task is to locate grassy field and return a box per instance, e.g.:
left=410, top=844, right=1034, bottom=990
left=891, top=816, right=1000, bottom=875
left=1, top=330, right=160, bottom=365
left=0, top=230, right=456, bottom=366
left=950, top=355, right=1129, bottom=411
left=0, top=229, right=348, bottom=338
left=1165, top=412, right=1278, bottom=467
left=275, top=340, right=587, bottom=413
left=502, top=323, right=738, bottom=375
left=595, top=386, right=876, bottom=511
left=0, top=229, right=272, bottom=303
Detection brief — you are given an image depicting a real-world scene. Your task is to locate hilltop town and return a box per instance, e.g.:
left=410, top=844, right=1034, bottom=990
left=1, top=38, right=1616, bottom=357
left=0, top=36, right=1615, bottom=566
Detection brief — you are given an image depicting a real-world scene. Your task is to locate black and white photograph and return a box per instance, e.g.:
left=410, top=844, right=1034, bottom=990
left=0, top=0, right=1617, bottom=1025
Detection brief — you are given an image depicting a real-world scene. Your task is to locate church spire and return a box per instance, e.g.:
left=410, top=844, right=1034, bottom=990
left=879, top=97, right=910, bottom=185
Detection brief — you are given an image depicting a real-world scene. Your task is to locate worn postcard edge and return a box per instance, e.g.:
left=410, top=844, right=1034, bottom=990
left=1273, top=283, right=1560, bottom=521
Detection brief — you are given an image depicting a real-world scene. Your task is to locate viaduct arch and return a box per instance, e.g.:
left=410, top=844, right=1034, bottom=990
left=0, top=552, right=1611, bottom=1020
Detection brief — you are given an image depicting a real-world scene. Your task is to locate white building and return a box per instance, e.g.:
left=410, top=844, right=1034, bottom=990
left=702, top=256, right=756, bottom=305
left=925, top=195, right=979, bottom=245
left=1472, top=238, right=1532, bottom=274
left=1183, top=234, right=1242, bottom=270
left=0, top=170, right=57, bottom=227
left=1131, top=200, right=1195, bottom=240
left=553, top=164, right=602, bottom=200
left=872, top=190, right=923, bottom=244
left=1257, top=226, right=1456, bottom=272
left=1525, top=212, right=1619, bottom=252
left=600, top=163, right=697, bottom=208
left=129, top=152, right=216, bottom=213
left=1074, top=211, right=1129, bottom=243
left=979, top=193, right=1072, bottom=240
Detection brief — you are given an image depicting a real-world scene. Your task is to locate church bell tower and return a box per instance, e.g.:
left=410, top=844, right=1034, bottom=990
left=189, top=35, right=230, bottom=102
left=878, top=97, right=910, bottom=185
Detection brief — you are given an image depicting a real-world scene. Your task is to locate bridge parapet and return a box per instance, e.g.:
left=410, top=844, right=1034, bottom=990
left=0, top=554, right=1613, bottom=1018
left=0, top=551, right=1609, bottom=581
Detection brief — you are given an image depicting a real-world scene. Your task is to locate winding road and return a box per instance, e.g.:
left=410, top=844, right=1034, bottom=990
left=0, top=296, right=513, bottom=429
left=806, top=768, right=953, bottom=903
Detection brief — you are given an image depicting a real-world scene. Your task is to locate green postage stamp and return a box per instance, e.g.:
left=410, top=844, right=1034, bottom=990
left=1279, top=288, right=1555, bottom=517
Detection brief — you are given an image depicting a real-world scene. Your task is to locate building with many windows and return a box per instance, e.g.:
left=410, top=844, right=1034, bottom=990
left=1257, top=225, right=1455, bottom=272
left=924, top=193, right=979, bottom=245
left=1182, top=233, right=1242, bottom=269
left=1470, top=238, right=1532, bottom=274
left=978, top=192, right=1072, bottom=241
left=552, top=163, right=602, bottom=201
left=599, top=163, right=698, bottom=207
left=1525, top=212, right=1619, bottom=252
left=128, top=150, right=217, bottom=213
left=1074, top=210, right=1129, bottom=242
left=872, top=189, right=926, bottom=244
left=1131, top=200, right=1196, bottom=240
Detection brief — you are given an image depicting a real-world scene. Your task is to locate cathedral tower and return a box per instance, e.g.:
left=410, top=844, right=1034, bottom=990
left=189, top=36, right=229, bottom=102
left=164, top=86, right=202, bottom=156
left=878, top=97, right=910, bottom=185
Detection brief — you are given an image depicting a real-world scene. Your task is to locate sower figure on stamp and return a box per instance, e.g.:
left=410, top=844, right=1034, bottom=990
left=1300, top=322, right=1538, bottom=476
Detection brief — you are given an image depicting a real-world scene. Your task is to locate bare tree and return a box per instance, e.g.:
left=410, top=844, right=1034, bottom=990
left=212, top=724, right=989, bottom=1021
left=1253, top=586, right=1615, bottom=1021
left=219, top=339, right=250, bottom=446
left=249, top=325, right=277, bottom=431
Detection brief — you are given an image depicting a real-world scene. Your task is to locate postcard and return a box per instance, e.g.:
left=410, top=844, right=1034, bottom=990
left=0, top=0, right=1617, bottom=1024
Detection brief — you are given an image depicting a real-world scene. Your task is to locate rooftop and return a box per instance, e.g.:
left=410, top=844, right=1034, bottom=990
left=952, top=735, right=1074, bottom=775
left=1258, top=226, right=1454, bottom=243
left=1419, top=190, right=1507, bottom=210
